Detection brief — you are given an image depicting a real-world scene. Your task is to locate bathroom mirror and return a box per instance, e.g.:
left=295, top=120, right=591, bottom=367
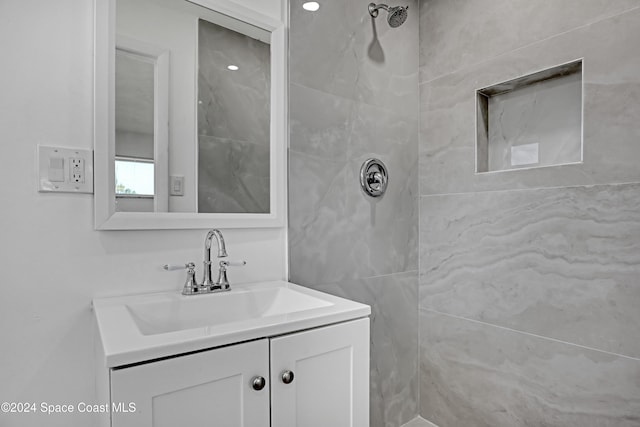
left=94, top=0, right=286, bottom=229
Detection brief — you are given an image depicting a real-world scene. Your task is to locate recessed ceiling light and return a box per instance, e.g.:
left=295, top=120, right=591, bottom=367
left=303, top=2, right=320, bottom=12
left=227, top=65, right=239, bottom=71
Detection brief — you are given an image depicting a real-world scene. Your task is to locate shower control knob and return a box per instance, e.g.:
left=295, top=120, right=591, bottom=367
left=360, top=158, right=389, bottom=197
left=251, top=376, right=266, bottom=391
left=281, top=370, right=294, bottom=384
left=369, top=172, right=383, bottom=190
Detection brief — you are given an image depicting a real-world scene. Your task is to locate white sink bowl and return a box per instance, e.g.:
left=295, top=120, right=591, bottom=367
left=127, top=286, right=332, bottom=335
left=93, top=280, right=370, bottom=367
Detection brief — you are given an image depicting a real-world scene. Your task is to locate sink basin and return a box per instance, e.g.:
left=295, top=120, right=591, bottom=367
left=126, top=286, right=332, bottom=335
left=93, top=280, right=370, bottom=367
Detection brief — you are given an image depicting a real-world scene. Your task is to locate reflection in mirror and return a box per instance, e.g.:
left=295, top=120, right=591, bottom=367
left=95, top=0, right=286, bottom=229
left=114, top=0, right=271, bottom=214
left=198, top=20, right=270, bottom=213
left=115, top=49, right=157, bottom=212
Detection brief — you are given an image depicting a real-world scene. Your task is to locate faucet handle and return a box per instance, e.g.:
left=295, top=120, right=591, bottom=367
left=163, top=263, right=193, bottom=271
left=216, top=260, right=246, bottom=290
left=220, top=260, right=247, bottom=267
left=164, top=263, right=201, bottom=295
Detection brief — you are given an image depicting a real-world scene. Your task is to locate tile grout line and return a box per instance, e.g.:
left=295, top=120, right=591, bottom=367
left=288, top=146, right=347, bottom=162
left=289, top=81, right=421, bottom=119
left=358, top=270, right=419, bottom=281
left=421, top=308, right=640, bottom=362
left=418, top=180, right=640, bottom=199
left=418, top=5, right=640, bottom=86
left=416, top=20, right=424, bottom=417
left=309, top=270, right=420, bottom=289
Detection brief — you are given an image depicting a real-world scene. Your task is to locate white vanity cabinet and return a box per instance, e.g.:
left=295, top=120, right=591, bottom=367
left=270, top=318, right=369, bottom=427
left=106, top=318, right=369, bottom=427
left=110, top=339, right=270, bottom=427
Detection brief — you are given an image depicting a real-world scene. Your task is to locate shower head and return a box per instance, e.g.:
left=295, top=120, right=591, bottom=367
left=386, top=5, right=409, bottom=27
left=368, top=3, right=409, bottom=28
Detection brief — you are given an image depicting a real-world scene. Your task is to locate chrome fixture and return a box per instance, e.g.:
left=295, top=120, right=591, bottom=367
left=202, top=229, right=228, bottom=288
left=281, top=370, right=295, bottom=384
left=360, top=158, right=389, bottom=197
left=163, top=229, right=246, bottom=295
left=251, top=376, right=267, bottom=391
left=368, top=3, right=409, bottom=28
left=217, top=260, right=247, bottom=289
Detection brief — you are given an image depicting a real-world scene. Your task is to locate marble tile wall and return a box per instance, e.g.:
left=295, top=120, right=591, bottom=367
left=484, top=71, right=582, bottom=172
left=420, top=310, right=640, bottom=427
left=316, top=273, right=419, bottom=427
left=419, top=1, right=640, bottom=425
left=197, top=19, right=270, bottom=213
left=420, top=5, right=640, bottom=195
left=288, top=0, right=419, bottom=426
left=418, top=0, right=639, bottom=84
left=421, top=183, right=640, bottom=357
left=198, top=136, right=270, bottom=213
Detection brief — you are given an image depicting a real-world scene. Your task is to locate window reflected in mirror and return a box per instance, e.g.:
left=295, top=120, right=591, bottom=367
left=115, top=159, right=155, bottom=196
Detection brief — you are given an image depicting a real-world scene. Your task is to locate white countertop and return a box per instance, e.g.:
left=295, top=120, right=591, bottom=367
left=93, top=280, right=371, bottom=368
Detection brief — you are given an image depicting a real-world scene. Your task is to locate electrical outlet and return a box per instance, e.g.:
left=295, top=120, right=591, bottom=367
left=38, top=145, right=93, bottom=193
left=70, top=157, right=85, bottom=183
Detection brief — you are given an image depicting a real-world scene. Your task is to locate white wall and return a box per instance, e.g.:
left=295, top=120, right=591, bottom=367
left=0, top=1, right=286, bottom=426
left=229, top=0, right=283, bottom=21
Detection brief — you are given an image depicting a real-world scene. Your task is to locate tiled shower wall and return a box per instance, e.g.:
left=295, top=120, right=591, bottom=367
left=418, top=1, right=640, bottom=425
left=288, top=0, right=419, bottom=426
left=198, top=20, right=271, bottom=213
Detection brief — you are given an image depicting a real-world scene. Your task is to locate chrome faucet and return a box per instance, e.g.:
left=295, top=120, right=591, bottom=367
left=202, top=229, right=228, bottom=289
left=163, top=229, right=246, bottom=295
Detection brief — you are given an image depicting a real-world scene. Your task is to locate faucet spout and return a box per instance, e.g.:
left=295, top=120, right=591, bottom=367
left=202, top=229, right=228, bottom=287
left=205, top=229, right=228, bottom=258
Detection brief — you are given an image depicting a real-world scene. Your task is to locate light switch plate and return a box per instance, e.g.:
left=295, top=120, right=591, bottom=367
left=170, top=175, right=184, bottom=196
left=38, top=145, right=94, bottom=193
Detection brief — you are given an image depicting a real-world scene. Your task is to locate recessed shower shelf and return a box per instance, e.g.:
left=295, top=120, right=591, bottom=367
left=476, top=60, right=583, bottom=173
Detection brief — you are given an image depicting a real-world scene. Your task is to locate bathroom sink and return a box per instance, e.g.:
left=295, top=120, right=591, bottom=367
left=126, top=285, right=332, bottom=335
left=93, top=280, right=370, bottom=367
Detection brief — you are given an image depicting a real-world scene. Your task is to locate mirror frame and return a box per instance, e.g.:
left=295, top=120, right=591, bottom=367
left=94, top=0, right=287, bottom=229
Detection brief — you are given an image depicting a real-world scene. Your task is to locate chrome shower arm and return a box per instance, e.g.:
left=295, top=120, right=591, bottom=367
left=368, top=2, right=408, bottom=27
left=368, top=3, right=389, bottom=18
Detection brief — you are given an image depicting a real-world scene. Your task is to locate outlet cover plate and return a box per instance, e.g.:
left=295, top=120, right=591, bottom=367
left=38, top=145, right=94, bottom=193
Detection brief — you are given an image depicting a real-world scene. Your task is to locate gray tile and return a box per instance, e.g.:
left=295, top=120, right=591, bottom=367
left=313, top=272, right=419, bottom=427
left=198, top=136, right=269, bottom=213
left=289, top=99, right=419, bottom=284
left=420, top=7, right=640, bottom=195
left=345, top=102, right=419, bottom=277
left=289, top=83, right=352, bottom=161
left=419, top=183, right=640, bottom=358
left=419, top=0, right=639, bottom=83
left=484, top=70, right=582, bottom=172
left=419, top=310, right=640, bottom=427
left=290, top=0, right=419, bottom=115
left=198, top=19, right=270, bottom=143
left=288, top=150, right=349, bottom=286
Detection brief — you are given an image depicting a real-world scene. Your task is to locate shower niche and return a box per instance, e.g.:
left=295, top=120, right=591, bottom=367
left=476, top=59, right=583, bottom=173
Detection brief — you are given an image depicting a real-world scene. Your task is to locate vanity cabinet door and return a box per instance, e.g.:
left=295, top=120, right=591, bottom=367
left=110, top=339, right=269, bottom=427
left=270, top=318, right=370, bottom=427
